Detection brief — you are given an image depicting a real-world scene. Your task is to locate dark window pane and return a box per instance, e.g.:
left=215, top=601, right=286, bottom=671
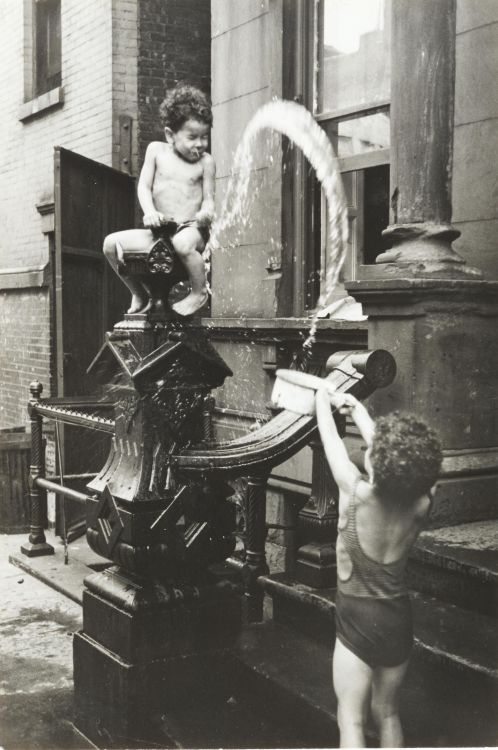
left=363, top=164, right=391, bottom=263
left=35, top=0, right=61, bottom=96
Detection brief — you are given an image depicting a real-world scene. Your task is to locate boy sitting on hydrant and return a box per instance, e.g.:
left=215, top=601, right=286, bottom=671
left=104, top=84, right=215, bottom=317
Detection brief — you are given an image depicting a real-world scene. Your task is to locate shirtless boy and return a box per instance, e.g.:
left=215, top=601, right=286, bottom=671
left=103, top=84, right=215, bottom=317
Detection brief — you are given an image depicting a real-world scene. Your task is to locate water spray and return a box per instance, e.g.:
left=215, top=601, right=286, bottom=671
left=207, top=99, right=349, bottom=358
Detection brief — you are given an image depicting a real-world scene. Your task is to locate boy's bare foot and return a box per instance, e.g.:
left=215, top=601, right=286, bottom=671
left=171, top=290, right=208, bottom=317
left=127, top=293, right=149, bottom=314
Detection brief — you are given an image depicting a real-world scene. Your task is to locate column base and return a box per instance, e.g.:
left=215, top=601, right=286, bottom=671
left=375, top=223, right=482, bottom=279
left=20, top=540, right=54, bottom=557
left=295, top=542, right=336, bottom=588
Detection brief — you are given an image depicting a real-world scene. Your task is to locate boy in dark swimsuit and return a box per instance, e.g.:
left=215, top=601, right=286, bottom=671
left=315, top=388, right=442, bottom=748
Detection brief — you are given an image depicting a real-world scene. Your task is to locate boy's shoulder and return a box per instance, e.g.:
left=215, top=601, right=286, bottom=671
left=413, top=491, right=432, bottom=519
left=145, top=141, right=169, bottom=157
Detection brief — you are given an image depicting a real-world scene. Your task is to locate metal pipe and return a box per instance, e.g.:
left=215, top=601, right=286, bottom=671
left=46, top=472, right=97, bottom=482
left=36, top=477, right=92, bottom=505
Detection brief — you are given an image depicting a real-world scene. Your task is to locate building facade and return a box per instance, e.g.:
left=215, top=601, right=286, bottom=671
left=0, top=0, right=496, bottom=566
left=0, top=0, right=210, bottom=427
left=208, top=0, right=498, bottom=566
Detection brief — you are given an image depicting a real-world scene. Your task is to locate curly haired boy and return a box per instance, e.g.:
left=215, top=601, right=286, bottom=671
left=315, top=388, right=442, bottom=748
left=104, top=84, right=215, bottom=317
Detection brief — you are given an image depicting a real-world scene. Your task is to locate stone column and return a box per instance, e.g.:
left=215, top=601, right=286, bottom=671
left=375, top=0, right=479, bottom=278
left=348, top=0, right=498, bottom=527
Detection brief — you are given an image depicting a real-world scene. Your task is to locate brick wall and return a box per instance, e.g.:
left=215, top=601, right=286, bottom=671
left=0, top=0, right=124, bottom=427
left=0, top=0, right=212, bottom=428
left=0, top=289, right=51, bottom=427
left=0, top=0, right=114, bottom=270
left=137, top=0, right=211, bottom=165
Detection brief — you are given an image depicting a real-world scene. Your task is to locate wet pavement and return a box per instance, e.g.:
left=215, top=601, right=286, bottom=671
left=2, top=524, right=497, bottom=749
left=0, top=534, right=94, bottom=750
left=0, top=534, right=98, bottom=750
left=0, top=535, right=305, bottom=750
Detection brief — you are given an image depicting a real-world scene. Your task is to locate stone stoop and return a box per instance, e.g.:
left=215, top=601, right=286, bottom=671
left=407, top=520, right=498, bottom=617
left=231, top=571, right=498, bottom=747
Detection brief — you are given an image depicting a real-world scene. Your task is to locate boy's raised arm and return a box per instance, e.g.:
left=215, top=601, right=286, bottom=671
left=316, top=387, right=360, bottom=491
left=347, top=397, right=375, bottom=448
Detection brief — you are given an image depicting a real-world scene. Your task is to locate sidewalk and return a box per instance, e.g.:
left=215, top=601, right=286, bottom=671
left=0, top=532, right=100, bottom=750
left=1, top=535, right=297, bottom=750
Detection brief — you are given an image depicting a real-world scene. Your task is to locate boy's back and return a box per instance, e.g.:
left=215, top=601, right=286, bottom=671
left=348, top=480, right=431, bottom=564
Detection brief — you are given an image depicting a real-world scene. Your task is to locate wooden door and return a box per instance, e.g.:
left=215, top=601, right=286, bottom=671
left=53, top=147, right=135, bottom=539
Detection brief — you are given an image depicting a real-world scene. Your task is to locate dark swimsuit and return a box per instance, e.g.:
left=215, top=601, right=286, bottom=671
left=148, top=221, right=209, bottom=274
left=334, top=480, right=428, bottom=668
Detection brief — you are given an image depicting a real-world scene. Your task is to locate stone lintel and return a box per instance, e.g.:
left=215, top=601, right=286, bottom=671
left=442, top=446, right=498, bottom=478
left=347, top=276, right=498, bottom=316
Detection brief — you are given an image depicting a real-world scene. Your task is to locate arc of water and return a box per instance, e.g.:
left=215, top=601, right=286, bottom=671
left=206, top=99, right=349, bottom=350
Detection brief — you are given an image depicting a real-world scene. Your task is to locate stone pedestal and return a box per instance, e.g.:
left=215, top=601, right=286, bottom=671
left=74, top=566, right=241, bottom=748
left=347, top=277, right=498, bottom=526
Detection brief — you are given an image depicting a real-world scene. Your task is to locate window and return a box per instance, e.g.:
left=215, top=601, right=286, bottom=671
left=19, top=0, right=63, bottom=120
left=315, top=0, right=392, bottom=300
left=316, top=0, right=390, bottom=115
left=282, top=0, right=392, bottom=313
left=34, top=0, right=61, bottom=97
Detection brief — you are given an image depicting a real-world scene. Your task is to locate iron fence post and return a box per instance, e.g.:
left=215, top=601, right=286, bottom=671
left=243, top=473, right=269, bottom=622
left=21, top=382, right=54, bottom=557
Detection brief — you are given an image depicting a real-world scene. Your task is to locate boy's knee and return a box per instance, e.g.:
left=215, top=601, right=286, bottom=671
left=337, top=700, right=364, bottom=725
left=371, top=698, right=398, bottom=725
left=172, top=229, right=201, bottom=257
left=172, top=238, right=192, bottom=258
left=337, top=708, right=364, bottom=736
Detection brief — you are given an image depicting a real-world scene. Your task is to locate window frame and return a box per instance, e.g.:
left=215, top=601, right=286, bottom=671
left=20, top=0, right=63, bottom=121
left=281, top=0, right=391, bottom=315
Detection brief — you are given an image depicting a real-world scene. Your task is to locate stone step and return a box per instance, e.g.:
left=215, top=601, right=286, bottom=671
left=262, top=573, right=498, bottom=681
left=407, top=520, right=498, bottom=617
left=258, top=573, right=497, bottom=743
left=229, top=613, right=497, bottom=747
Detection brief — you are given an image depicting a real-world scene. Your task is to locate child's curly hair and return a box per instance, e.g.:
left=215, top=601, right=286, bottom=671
left=159, top=84, right=213, bottom=132
left=370, top=412, right=442, bottom=502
